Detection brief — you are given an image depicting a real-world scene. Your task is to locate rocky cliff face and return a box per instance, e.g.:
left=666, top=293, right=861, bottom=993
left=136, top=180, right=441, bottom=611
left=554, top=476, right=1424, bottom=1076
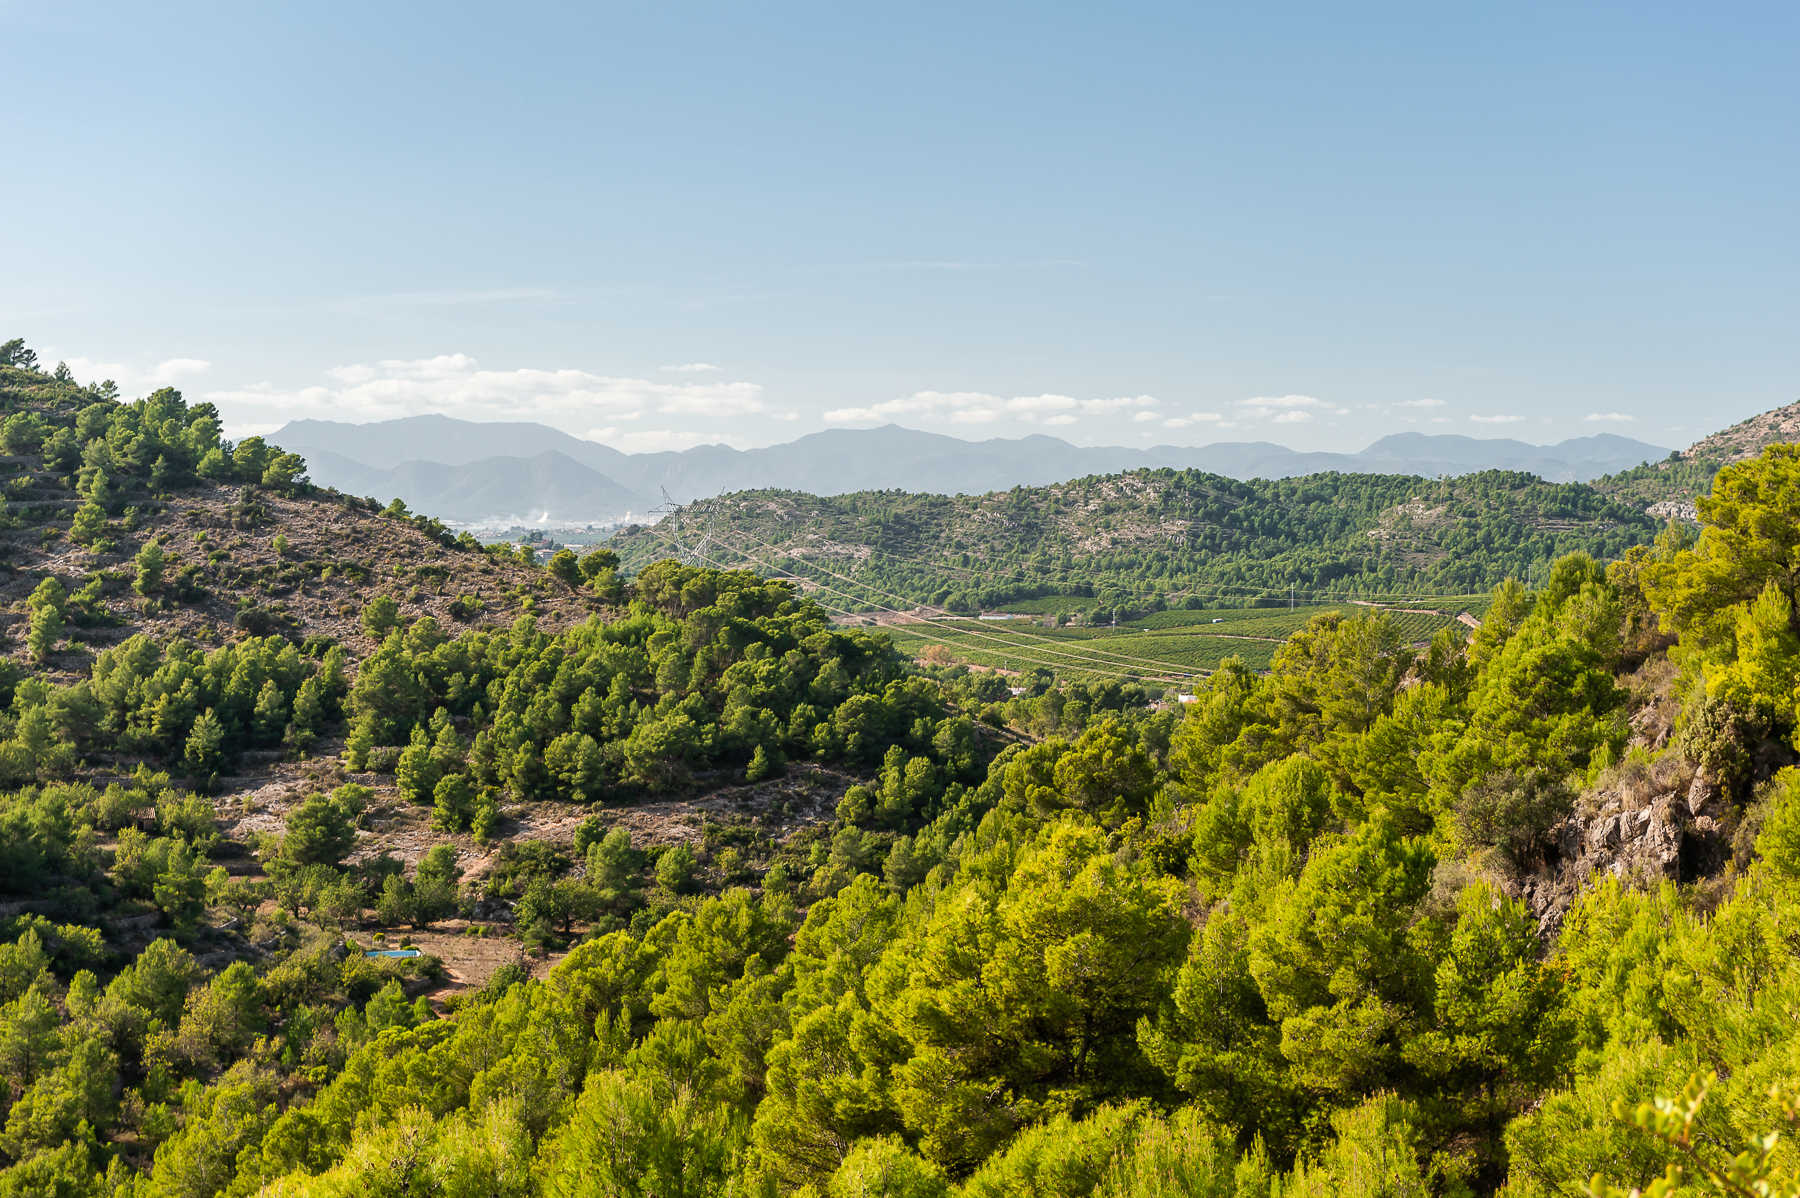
left=1514, top=757, right=1724, bottom=936
left=1512, top=693, right=1797, bottom=937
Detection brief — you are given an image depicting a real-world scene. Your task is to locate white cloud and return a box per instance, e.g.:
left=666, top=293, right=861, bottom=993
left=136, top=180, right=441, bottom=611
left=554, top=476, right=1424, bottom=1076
left=1077, top=394, right=1159, bottom=415
left=587, top=427, right=737, bottom=453
left=823, top=390, right=1157, bottom=428
left=1469, top=414, right=1525, bottom=425
left=661, top=362, right=722, bottom=374
left=1238, top=394, right=1349, bottom=419
left=205, top=353, right=767, bottom=437
left=1241, top=394, right=1324, bottom=411
left=823, top=390, right=994, bottom=425
left=1393, top=397, right=1446, bottom=409
left=154, top=357, right=212, bottom=379
left=1132, top=410, right=1160, bottom=423
left=56, top=354, right=213, bottom=395
left=1003, top=394, right=1079, bottom=415
left=324, top=354, right=475, bottom=385
left=655, top=382, right=767, bottom=416
left=1584, top=411, right=1636, bottom=423
left=1162, top=412, right=1224, bottom=430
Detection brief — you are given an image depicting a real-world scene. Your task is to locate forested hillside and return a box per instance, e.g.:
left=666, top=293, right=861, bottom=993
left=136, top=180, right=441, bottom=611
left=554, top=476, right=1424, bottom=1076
left=7, top=339, right=1800, bottom=1196
left=610, top=469, right=1659, bottom=619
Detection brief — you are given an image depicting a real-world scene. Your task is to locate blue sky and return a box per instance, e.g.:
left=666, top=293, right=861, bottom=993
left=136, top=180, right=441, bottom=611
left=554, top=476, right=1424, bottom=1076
left=3, top=1, right=1796, bottom=453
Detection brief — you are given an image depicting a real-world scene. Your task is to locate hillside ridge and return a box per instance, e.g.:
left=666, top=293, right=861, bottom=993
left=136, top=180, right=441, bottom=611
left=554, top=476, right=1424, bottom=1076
left=1592, top=396, right=1800, bottom=517
left=1681, top=396, right=1800, bottom=463
left=611, top=465, right=1659, bottom=619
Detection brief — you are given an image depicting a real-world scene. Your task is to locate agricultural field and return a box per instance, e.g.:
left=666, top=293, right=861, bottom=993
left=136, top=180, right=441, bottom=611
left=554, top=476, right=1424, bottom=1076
left=1119, top=594, right=1489, bottom=632
left=879, top=598, right=1483, bottom=683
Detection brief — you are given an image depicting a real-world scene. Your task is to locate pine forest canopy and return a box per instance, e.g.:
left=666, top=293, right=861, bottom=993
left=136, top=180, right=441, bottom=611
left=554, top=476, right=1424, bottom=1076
left=3, top=338, right=1800, bottom=1196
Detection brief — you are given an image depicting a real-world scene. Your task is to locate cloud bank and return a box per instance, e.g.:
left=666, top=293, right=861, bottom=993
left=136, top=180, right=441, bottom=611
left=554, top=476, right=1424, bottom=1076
left=203, top=354, right=767, bottom=438
left=823, top=391, right=1162, bottom=427
left=56, top=355, right=213, bottom=394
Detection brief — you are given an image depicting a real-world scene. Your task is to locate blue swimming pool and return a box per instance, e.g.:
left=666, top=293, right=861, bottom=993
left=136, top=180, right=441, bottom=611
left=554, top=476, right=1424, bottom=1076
left=364, top=948, right=422, bottom=959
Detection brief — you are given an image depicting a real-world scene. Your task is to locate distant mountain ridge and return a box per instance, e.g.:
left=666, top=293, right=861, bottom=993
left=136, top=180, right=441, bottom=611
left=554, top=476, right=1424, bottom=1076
left=272, top=417, right=1670, bottom=525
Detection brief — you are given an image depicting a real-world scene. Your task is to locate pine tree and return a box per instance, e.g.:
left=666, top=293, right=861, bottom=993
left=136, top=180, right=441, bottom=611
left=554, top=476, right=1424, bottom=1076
left=69, top=498, right=110, bottom=547
left=344, top=720, right=375, bottom=771
left=26, top=604, right=63, bottom=664
left=286, top=676, right=325, bottom=751
left=747, top=743, right=776, bottom=783
left=134, top=540, right=166, bottom=597
left=471, top=794, right=500, bottom=844
left=283, top=795, right=356, bottom=866
left=431, top=773, right=476, bottom=832
left=184, top=708, right=226, bottom=786
left=252, top=679, right=288, bottom=744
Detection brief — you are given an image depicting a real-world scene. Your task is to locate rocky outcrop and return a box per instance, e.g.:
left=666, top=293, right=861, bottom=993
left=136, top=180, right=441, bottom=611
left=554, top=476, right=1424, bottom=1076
left=1514, top=758, right=1728, bottom=937
left=1645, top=498, right=1698, bottom=522
left=1682, top=398, right=1800, bottom=464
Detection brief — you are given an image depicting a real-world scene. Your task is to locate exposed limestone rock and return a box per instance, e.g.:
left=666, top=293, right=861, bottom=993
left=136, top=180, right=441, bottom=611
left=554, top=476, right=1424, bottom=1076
left=1513, top=754, right=1725, bottom=937
left=1646, top=498, right=1698, bottom=522
left=1628, top=701, right=1674, bottom=753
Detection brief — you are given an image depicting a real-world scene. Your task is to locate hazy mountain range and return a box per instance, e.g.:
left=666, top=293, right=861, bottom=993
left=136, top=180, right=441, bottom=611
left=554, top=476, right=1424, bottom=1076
left=270, top=415, right=1670, bottom=524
